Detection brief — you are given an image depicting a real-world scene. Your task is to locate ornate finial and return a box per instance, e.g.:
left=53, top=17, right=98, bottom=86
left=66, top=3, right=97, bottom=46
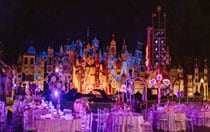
left=195, top=58, right=198, bottom=63
left=110, top=34, right=116, bottom=46
left=152, top=13, right=157, bottom=17
left=204, top=58, right=208, bottom=69
left=204, top=58, right=207, bottom=64
left=157, top=5, right=161, bottom=12
left=195, top=58, right=198, bottom=68
left=163, top=12, right=167, bottom=17
left=112, top=34, right=115, bottom=40
left=87, top=27, right=90, bottom=38
left=123, top=37, right=126, bottom=44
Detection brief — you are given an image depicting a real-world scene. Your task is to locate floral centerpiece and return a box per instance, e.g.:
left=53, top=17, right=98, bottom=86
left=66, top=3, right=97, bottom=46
left=48, top=73, right=70, bottom=113
left=176, top=90, right=184, bottom=103
left=73, top=98, right=90, bottom=113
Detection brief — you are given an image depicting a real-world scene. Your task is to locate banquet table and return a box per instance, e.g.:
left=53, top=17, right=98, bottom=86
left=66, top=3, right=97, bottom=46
left=153, top=111, right=186, bottom=132
left=107, top=112, right=144, bottom=132
left=191, top=109, right=210, bottom=127
left=34, top=116, right=81, bottom=132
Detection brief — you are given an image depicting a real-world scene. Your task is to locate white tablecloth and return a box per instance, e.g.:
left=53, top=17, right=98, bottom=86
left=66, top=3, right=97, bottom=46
left=107, top=112, right=144, bottom=132
left=191, top=109, right=210, bottom=127
left=34, top=117, right=81, bottom=132
left=153, top=111, right=186, bottom=131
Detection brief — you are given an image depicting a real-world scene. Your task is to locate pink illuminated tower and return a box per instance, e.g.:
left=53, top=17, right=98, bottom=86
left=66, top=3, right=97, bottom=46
left=146, top=5, right=171, bottom=105
left=146, top=5, right=170, bottom=71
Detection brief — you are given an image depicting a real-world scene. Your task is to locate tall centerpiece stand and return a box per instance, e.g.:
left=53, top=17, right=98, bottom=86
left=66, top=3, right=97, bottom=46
left=48, top=67, right=70, bottom=114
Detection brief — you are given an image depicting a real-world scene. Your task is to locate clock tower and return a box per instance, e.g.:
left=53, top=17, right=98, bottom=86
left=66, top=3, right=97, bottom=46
left=109, top=34, right=117, bottom=58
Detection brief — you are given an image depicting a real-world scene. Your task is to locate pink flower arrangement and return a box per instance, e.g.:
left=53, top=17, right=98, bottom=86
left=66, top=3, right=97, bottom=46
left=73, top=98, right=90, bottom=113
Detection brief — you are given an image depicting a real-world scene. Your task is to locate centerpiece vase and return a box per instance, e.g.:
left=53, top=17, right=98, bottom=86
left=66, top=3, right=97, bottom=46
left=57, top=97, right=61, bottom=114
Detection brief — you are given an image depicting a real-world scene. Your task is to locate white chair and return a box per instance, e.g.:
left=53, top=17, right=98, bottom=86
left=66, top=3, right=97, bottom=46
left=23, top=109, right=37, bottom=132
left=97, top=109, right=109, bottom=132
left=205, top=112, right=210, bottom=127
left=0, top=101, right=5, bottom=110
left=126, top=115, right=136, bottom=132
left=159, top=113, right=168, bottom=131
left=77, top=112, right=93, bottom=132
left=141, top=121, right=153, bottom=132
left=85, top=112, right=93, bottom=132
left=175, top=113, right=186, bottom=131
left=112, top=114, right=123, bottom=132
left=185, top=117, right=194, bottom=132
left=0, top=106, right=8, bottom=131
left=194, top=111, right=205, bottom=126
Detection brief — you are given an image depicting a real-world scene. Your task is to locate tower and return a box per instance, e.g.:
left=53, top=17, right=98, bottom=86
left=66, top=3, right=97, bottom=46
left=22, top=45, right=36, bottom=83
left=193, top=58, right=199, bottom=94
left=109, top=34, right=117, bottom=58
left=187, top=75, right=193, bottom=97
left=46, top=46, right=54, bottom=74
left=146, top=5, right=169, bottom=71
left=121, top=38, right=127, bottom=61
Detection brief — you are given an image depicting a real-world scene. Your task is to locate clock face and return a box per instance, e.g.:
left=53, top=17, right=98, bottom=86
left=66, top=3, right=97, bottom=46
left=47, top=65, right=53, bottom=73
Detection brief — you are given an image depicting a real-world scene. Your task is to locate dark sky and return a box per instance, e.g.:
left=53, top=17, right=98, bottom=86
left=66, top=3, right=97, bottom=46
left=0, top=0, right=210, bottom=66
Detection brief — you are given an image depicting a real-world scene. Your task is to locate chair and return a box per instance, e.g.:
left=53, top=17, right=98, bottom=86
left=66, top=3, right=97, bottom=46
left=77, top=112, right=93, bottom=132
left=12, top=112, right=24, bottom=128
left=141, top=121, right=153, bottom=132
left=126, top=115, right=136, bottom=132
left=185, top=117, right=194, bottom=132
left=0, top=101, right=5, bottom=110
left=23, top=109, right=37, bottom=132
left=175, top=113, right=186, bottom=132
left=194, top=112, right=205, bottom=126
left=158, top=113, right=168, bottom=131
left=0, top=106, right=8, bottom=131
left=112, top=114, right=123, bottom=132
left=97, top=109, right=109, bottom=132
left=205, top=112, right=210, bottom=127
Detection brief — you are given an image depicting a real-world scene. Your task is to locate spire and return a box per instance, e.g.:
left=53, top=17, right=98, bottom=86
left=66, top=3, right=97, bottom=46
left=86, top=27, right=90, bottom=43
left=17, top=53, right=22, bottom=65
left=157, top=5, right=162, bottom=12
left=204, top=58, right=208, bottom=69
left=92, top=36, right=99, bottom=50
left=47, top=44, right=54, bottom=58
left=121, top=38, right=127, bottom=53
left=59, top=45, right=64, bottom=57
left=110, top=34, right=116, bottom=46
left=195, top=58, right=198, bottom=68
left=99, top=49, right=103, bottom=61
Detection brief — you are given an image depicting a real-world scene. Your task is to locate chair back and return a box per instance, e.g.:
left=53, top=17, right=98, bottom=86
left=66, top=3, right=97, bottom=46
left=80, top=112, right=93, bottom=131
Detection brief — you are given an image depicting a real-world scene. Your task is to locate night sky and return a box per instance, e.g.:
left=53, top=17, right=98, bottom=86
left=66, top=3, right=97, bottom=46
left=0, top=0, right=210, bottom=70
